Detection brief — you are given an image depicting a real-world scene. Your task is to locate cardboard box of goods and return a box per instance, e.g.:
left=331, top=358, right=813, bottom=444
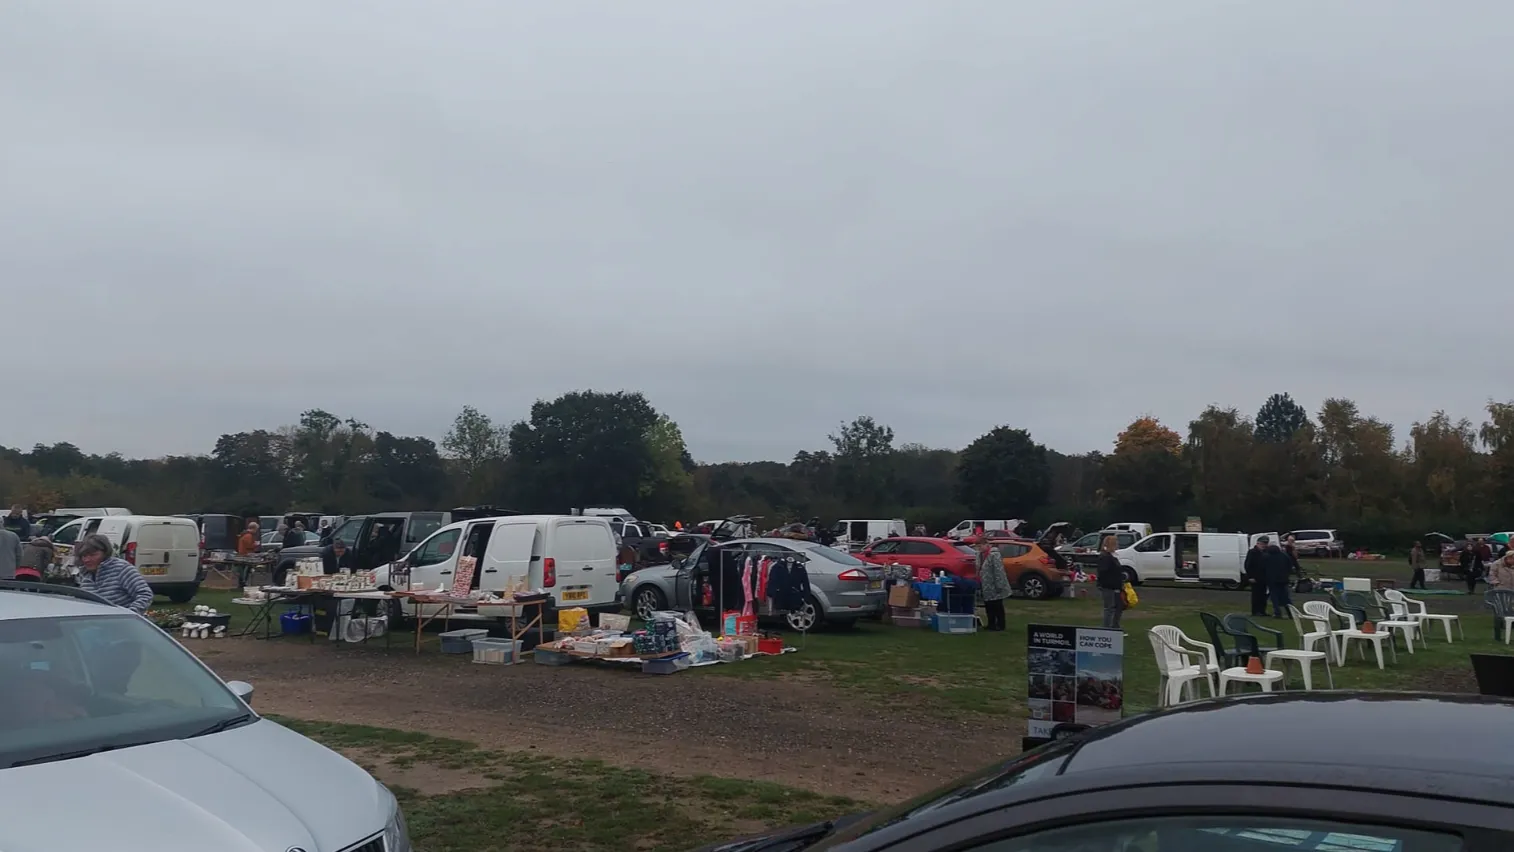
left=888, top=585, right=919, bottom=608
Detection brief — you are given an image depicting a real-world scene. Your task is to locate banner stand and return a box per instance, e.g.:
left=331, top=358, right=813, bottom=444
left=1023, top=623, right=1124, bottom=751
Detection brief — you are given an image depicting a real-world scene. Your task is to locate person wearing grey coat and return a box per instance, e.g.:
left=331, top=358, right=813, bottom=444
left=0, top=527, right=22, bottom=581
left=976, top=538, right=1011, bottom=632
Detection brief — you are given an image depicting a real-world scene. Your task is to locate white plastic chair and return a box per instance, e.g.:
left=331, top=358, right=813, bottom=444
left=1304, top=600, right=1396, bottom=669
left=1368, top=591, right=1422, bottom=652
left=1148, top=625, right=1217, bottom=707
left=1295, top=602, right=1343, bottom=665
left=1384, top=588, right=1462, bottom=643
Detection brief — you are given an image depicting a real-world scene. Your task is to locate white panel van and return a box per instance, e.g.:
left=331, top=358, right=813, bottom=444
left=1115, top=531, right=1249, bottom=587
left=386, top=515, right=621, bottom=624
left=89, top=515, right=203, bottom=602
left=834, top=519, right=907, bottom=552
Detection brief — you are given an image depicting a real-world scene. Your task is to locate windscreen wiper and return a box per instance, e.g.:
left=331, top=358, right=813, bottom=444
left=9, top=741, right=140, bottom=768
left=188, top=713, right=255, bottom=738
left=718, top=820, right=835, bottom=852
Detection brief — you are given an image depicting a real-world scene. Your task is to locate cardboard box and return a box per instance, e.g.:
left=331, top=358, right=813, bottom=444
left=888, top=584, right=920, bottom=608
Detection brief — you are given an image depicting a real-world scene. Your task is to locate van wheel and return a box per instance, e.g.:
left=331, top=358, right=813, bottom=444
left=167, top=588, right=196, bottom=604
left=1019, top=574, right=1048, bottom=600
left=633, top=586, right=666, bottom=622
left=1122, top=567, right=1140, bottom=586
left=1219, top=579, right=1240, bottom=591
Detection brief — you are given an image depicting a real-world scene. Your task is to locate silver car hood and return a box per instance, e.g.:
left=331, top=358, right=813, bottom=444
left=0, top=719, right=386, bottom=852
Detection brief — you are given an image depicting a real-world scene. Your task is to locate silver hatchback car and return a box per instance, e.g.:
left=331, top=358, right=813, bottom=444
left=0, top=582, right=412, bottom=852
left=619, top=537, right=885, bottom=630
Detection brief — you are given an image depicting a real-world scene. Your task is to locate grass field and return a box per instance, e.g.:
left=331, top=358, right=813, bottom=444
left=278, top=719, right=861, bottom=852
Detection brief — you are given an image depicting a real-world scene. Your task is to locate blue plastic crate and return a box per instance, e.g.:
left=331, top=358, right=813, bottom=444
left=934, top=613, right=977, bottom=634
left=279, top=612, right=311, bottom=635
left=439, top=628, right=488, bottom=654
left=641, top=652, right=691, bottom=675
left=913, top=581, right=944, bottom=602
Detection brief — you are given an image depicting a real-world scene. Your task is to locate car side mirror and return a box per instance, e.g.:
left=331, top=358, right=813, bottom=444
left=227, top=680, right=255, bottom=704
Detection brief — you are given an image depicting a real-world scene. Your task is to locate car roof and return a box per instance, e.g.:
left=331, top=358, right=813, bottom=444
left=0, top=587, right=120, bottom=621
left=817, top=692, right=1514, bottom=850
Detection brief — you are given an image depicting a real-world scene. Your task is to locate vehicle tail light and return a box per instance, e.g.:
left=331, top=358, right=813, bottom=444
left=543, top=557, right=556, bottom=588
left=659, top=540, right=668, bottom=555
left=123, top=541, right=137, bottom=565
left=1039, top=556, right=1052, bottom=565
left=837, top=568, right=869, bottom=582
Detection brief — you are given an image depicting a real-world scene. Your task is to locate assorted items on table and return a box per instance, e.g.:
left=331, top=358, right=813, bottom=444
left=883, top=571, right=979, bottom=634
left=532, top=608, right=792, bottom=675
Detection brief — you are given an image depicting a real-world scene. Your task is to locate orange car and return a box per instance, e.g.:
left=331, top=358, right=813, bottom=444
left=993, top=539, right=1071, bottom=600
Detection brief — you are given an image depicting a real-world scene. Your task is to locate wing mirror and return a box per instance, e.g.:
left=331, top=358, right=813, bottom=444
left=227, top=680, right=255, bottom=703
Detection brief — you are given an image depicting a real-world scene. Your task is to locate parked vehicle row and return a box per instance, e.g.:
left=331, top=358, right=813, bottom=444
left=43, top=514, right=203, bottom=602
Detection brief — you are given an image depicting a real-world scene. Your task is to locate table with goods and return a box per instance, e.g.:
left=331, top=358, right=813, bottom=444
left=524, top=608, right=794, bottom=674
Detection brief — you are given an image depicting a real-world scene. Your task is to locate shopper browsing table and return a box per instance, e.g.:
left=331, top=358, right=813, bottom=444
left=322, top=539, right=355, bottom=574
left=74, top=534, right=154, bottom=614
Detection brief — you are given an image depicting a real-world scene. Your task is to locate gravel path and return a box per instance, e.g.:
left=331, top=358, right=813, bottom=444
left=196, top=638, right=1022, bottom=803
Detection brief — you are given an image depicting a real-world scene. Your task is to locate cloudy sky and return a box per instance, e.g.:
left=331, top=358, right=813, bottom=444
left=3, top=2, right=1511, bottom=463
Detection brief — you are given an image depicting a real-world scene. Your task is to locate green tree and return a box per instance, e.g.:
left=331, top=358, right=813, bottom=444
left=507, top=390, right=662, bottom=513
left=1186, top=406, right=1255, bottom=530
left=829, top=416, right=896, bottom=513
left=1255, top=393, right=1310, bottom=444
left=639, top=414, right=695, bottom=518
left=442, top=406, right=509, bottom=502
left=954, top=427, right=1050, bottom=518
left=366, top=432, right=450, bottom=506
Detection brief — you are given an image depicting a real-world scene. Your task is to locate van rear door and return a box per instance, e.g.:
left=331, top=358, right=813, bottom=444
left=1199, top=534, right=1245, bottom=584
left=135, top=520, right=201, bottom=584
left=548, top=518, right=618, bottom=608
left=484, top=521, right=539, bottom=589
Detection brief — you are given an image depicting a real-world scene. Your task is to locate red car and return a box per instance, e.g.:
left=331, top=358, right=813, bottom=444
left=857, top=537, right=979, bottom=579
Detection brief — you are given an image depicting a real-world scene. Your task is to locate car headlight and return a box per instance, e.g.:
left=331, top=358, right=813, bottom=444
left=624, top=572, right=640, bottom=586
left=379, top=783, right=413, bottom=852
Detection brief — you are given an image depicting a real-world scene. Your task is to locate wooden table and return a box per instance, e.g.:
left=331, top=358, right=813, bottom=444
left=473, top=598, right=547, bottom=662
left=394, top=592, right=476, bottom=652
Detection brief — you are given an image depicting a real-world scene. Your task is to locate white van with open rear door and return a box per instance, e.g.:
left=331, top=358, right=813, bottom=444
left=1114, top=531, right=1249, bottom=588
left=89, top=515, right=203, bottom=603
left=386, top=514, right=621, bottom=624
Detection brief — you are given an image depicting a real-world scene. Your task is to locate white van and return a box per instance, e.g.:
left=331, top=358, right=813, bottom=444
left=86, top=515, right=203, bottom=603
left=1115, top=531, right=1250, bottom=587
left=834, top=519, right=907, bottom=551
left=384, top=514, right=621, bottom=623
left=51, top=507, right=131, bottom=517
left=944, top=519, right=1026, bottom=540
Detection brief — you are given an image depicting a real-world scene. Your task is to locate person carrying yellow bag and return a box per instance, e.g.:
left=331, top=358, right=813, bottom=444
left=1095, top=534, right=1128, bottom=629
left=1122, top=581, right=1139, bottom=609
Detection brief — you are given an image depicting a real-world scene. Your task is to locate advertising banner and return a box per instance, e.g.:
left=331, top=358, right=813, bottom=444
left=1025, top=623, right=1125, bottom=745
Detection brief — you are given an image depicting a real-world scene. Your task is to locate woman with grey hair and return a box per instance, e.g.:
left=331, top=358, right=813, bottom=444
left=74, top=533, right=154, bottom=614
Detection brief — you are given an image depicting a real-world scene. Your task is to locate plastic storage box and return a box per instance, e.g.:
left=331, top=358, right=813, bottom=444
left=534, top=648, right=574, bottom=666
left=279, top=612, right=311, bottom=635
left=641, top=652, right=692, bottom=675
left=439, top=628, right=489, bottom=654
left=471, top=637, right=521, bottom=665
left=934, top=613, right=977, bottom=634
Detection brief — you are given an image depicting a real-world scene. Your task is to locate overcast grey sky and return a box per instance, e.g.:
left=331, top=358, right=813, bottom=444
left=4, top=2, right=1512, bottom=463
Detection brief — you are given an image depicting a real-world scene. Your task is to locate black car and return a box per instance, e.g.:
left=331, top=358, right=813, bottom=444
left=702, top=692, right=1514, bottom=852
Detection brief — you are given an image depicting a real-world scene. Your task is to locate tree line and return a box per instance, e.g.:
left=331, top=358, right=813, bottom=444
left=2, top=390, right=1511, bottom=550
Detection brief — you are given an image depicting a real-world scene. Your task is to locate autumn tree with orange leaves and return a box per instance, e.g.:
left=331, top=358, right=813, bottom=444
left=1101, top=416, right=1190, bottom=522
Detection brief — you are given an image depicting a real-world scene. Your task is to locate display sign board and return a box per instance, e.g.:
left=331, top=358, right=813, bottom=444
left=1024, top=624, right=1124, bottom=749
left=1184, top=516, right=1203, bottom=533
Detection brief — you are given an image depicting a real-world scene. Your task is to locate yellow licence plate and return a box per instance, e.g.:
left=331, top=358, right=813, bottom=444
left=561, top=589, right=589, bottom=602
left=868, top=580, right=883, bottom=590
left=140, top=566, right=169, bottom=576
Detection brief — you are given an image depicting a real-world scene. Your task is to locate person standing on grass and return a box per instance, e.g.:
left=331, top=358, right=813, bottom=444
left=1283, top=534, right=1303, bottom=576
left=1409, top=542, right=1428, bottom=590
left=0, top=524, right=22, bottom=582
left=1460, top=544, right=1477, bottom=593
left=1244, top=537, right=1268, bottom=616
left=975, top=538, right=1010, bottom=632
left=1096, top=534, right=1125, bottom=629
left=1263, top=537, right=1295, bottom=618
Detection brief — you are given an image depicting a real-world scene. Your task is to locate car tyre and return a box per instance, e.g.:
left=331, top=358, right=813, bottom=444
left=1122, top=566, right=1140, bottom=586
left=786, top=595, right=821, bottom=632
left=167, top=587, right=197, bottom=604
left=1219, top=579, right=1240, bottom=591
left=633, top=586, right=667, bottom=622
left=1019, top=573, right=1048, bottom=600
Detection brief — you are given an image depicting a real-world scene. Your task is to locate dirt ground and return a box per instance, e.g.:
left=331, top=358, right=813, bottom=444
left=197, top=638, right=1021, bottom=802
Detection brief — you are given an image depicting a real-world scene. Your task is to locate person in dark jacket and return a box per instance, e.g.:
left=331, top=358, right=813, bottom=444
left=1244, top=538, right=1268, bottom=616
left=3, top=506, right=31, bottom=540
left=1263, top=540, right=1297, bottom=618
left=1461, top=544, right=1479, bottom=593
left=282, top=521, right=308, bottom=551
left=321, top=539, right=354, bottom=575
left=1095, top=535, right=1125, bottom=629
left=1408, top=542, right=1427, bottom=590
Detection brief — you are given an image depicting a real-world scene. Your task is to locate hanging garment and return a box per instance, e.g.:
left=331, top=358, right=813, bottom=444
left=767, top=560, right=790, bottom=609
left=783, top=560, right=812, bottom=612
left=741, top=556, right=756, bottom=617
left=719, top=552, right=746, bottom=609
left=756, top=557, right=772, bottom=601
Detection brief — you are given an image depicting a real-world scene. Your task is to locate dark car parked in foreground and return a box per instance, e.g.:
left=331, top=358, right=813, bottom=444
left=698, top=692, right=1514, bottom=852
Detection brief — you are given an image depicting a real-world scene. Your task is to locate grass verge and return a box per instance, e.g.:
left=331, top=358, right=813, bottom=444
left=273, top=718, right=864, bottom=852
